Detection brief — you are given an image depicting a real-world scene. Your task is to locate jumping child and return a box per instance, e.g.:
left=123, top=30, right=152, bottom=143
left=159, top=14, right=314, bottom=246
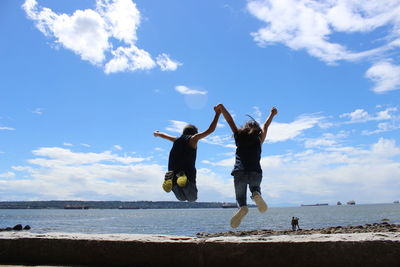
left=153, top=106, right=221, bottom=202
left=217, top=104, right=278, bottom=228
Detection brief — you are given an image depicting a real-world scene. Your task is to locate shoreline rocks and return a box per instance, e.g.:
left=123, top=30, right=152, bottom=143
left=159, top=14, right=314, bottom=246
left=197, top=222, right=400, bottom=237
left=0, top=224, right=31, bottom=232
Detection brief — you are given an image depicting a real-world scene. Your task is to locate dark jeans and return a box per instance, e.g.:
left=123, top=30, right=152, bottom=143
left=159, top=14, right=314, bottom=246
left=172, top=179, right=198, bottom=202
left=233, top=171, right=262, bottom=207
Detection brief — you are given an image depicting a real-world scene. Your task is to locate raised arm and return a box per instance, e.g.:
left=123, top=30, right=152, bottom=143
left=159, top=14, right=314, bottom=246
left=260, top=107, right=278, bottom=144
left=218, top=104, right=237, bottom=133
left=153, top=131, right=177, bottom=142
left=191, top=107, right=221, bottom=144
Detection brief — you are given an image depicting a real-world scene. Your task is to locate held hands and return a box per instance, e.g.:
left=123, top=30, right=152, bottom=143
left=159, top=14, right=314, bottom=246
left=214, top=104, right=222, bottom=114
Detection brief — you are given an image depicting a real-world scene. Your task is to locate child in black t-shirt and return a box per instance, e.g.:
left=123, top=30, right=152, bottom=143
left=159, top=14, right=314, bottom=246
left=217, top=104, right=277, bottom=228
left=154, top=106, right=221, bottom=202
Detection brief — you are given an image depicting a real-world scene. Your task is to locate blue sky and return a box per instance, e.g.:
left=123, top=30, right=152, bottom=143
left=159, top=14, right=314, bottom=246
left=0, top=0, right=399, bottom=206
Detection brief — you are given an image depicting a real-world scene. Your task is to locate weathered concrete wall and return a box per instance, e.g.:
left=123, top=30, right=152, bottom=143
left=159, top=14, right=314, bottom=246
left=0, top=235, right=399, bottom=267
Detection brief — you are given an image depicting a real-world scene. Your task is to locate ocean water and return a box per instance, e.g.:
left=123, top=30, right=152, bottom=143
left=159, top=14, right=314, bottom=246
left=0, top=204, right=399, bottom=236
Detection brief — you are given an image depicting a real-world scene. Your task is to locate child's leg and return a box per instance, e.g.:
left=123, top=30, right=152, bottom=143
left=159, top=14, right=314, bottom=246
left=172, top=185, right=187, bottom=201
left=182, top=180, right=198, bottom=202
left=248, top=172, right=267, bottom=213
left=231, top=173, right=249, bottom=228
left=233, top=172, right=248, bottom=207
left=248, top=171, right=262, bottom=195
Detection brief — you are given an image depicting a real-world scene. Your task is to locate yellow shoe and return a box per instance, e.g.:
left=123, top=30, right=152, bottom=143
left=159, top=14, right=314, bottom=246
left=176, top=174, right=187, bottom=188
left=162, top=179, right=173, bottom=193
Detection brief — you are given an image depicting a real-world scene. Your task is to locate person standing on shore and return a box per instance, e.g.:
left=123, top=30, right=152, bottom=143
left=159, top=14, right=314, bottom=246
left=217, top=104, right=278, bottom=228
left=291, top=217, right=300, bottom=231
left=291, top=217, right=296, bottom=231
left=153, top=106, right=221, bottom=202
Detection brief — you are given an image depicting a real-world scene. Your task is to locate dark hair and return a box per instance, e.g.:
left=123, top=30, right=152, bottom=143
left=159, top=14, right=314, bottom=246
left=236, top=116, right=261, bottom=146
left=182, top=124, right=198, bottom=135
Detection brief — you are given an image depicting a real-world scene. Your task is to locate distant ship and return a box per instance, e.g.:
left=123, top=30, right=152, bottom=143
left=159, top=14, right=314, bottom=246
left=347, top=200, right=356, bottom=205
left=222, top=203, right=237, bottom=208
left=301, top=203, right=328, bottom=207
left=64, top=205, right=89, bottom=209
left=337, top=201, right=342, bottom=205
left=394, top=200, right=399, bottom=204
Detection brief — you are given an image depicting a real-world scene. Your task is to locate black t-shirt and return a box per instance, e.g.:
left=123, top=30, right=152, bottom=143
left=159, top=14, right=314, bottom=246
left=232, top=132, right=262, bottom=175
left=168, top=135, right=197, bottom=180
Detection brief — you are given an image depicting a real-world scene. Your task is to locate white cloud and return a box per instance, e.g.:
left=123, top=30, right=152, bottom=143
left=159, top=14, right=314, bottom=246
left=31, top=108, right=43, bottom=115
left=247, top=0, right=400, bottom=64
left=175, top=85, right=207, bottom=95
left=0, top=172, right=15, bottom=178
left=0, top=127, right=15, bottom=131
left=340, top=107, right=398, bottom=123
left=22, top=0, right=181, bottom=73
left=63, top=142, right=73, bottom=147
left=81, top=143, right=91, bottom=147
left=165, top=120, right=188, bottom=134
left=252, top=106, right=262, bottom=122
left=30, top=147, right=146, bottom=166
left=247, top=0, right=400, bottom=94
left=267, top=114, right=323, bottom=142
left=113, top=145, right=123, bottom=151
left=104, top=45, right=156, bottom=73
left=362, top=122, right=400, bottom=135
left=156, top=54, right=182, bottom=71
left=201, top=134, right=235, bottom=148
left=304, top=132, right=348, bottom=149
left=365, top=61, right=400, bottom=93
left=258, top=138, right=400, bottom=204
left=202, top=158, right=235, bottom=167
left=3, top=147, right=234, bottom=201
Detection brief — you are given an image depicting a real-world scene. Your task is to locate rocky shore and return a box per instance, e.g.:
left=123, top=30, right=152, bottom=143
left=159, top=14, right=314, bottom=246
left=197, top=222, right=400, bottom=237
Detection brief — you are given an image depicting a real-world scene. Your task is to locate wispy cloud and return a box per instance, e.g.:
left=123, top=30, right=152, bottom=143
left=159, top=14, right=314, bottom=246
left=340, top=107, right=398, bottom=123
left=0, top=172, right=15, bottom=178
left=22, top=0, right=181, bottom=74
left=362, top=122, right=400, bottom=135
left=156, top=54, right=182, bottom=71
left=267, top=114, right=324, bottom=143
left=247, top=0, right=400, bottom=64
left=113, top=145, right=123, bottom=151
left=31, top=108, right=43, bottom=115
left=247, top=0, right=400, bottom=94
left=175, top=85, right=207, bottom=95
left=0, top=127, right=15, bottom=131
left=165, top=120, right=188, bottom=134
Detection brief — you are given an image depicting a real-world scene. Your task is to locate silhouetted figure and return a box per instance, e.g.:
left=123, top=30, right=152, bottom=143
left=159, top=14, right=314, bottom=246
left=291, top=217, right=300, bottom=231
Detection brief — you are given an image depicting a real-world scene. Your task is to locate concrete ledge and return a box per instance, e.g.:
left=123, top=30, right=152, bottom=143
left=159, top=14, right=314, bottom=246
left=0, top=232, right=399, bottom=267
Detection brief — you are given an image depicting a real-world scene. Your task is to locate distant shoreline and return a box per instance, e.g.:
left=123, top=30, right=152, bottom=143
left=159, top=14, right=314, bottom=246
left=0, top=200, right=260, bottom=209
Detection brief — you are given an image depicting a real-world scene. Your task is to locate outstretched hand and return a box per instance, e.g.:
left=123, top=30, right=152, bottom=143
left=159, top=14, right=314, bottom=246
left=271, top=106, right=278, bottom=116
left=153, top=130, right=160, bottom=137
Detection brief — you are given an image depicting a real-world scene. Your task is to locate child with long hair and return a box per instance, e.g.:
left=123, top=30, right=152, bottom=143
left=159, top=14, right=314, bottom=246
left=217, top=104, right=278, bottom=228
left=154, top=106, right=221, bottom=202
